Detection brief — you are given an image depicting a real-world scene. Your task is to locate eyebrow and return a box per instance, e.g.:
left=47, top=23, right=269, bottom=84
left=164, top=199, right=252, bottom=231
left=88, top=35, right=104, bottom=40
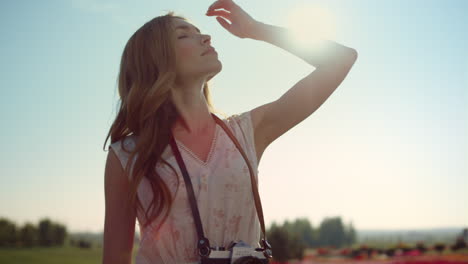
left=175, top=25, right=201, bottom=34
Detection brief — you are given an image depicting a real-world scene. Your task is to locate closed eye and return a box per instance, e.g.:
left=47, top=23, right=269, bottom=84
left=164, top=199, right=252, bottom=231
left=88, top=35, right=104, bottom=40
left=178, top=35, right=187, bottom=39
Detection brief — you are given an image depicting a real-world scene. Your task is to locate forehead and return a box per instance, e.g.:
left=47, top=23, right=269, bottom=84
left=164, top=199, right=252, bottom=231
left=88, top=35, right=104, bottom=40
left=172, top=18, right=200, bottom=33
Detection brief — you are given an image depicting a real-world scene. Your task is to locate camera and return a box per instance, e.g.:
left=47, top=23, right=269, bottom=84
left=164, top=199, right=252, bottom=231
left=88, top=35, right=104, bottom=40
left=200, top=240, right=271, bottom=264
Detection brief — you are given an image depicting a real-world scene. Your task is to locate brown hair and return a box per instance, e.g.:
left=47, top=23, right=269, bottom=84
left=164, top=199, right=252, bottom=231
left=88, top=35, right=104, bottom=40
left=103, top=12, right=225, bottom=232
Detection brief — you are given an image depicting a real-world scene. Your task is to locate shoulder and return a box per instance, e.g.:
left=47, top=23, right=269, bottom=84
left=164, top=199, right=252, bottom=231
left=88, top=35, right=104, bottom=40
left=222, top=111, right=254, bottom=141
left=220, top=110, right=264, bottom=165
left=224, top=109, right=269, bottom=164
left=109, top=134, right=138, bottom=153
left=108, top=135, right=138, bottom=174
left=224, top=111, right=252, bottom=129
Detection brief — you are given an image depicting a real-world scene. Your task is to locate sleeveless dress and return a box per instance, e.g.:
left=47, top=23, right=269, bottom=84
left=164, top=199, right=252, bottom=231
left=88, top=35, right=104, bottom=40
left=109, top=110, right=261, bottom=264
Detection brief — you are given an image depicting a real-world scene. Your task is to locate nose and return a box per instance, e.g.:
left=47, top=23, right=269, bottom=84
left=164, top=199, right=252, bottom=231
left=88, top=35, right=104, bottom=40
left=201, top=34, right=211, bottom=45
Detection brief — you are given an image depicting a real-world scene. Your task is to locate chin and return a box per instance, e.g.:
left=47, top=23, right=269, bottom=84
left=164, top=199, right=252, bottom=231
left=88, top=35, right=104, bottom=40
left=215, top=60, right=222, bottom=73
left=207, top=62, right=222, bottom=80
left=207, top=72, right=218, bottom=82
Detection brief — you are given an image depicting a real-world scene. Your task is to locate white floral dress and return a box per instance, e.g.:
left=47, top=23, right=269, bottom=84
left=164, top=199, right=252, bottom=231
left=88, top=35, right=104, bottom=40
left=109, top=110, right=261, bottom=264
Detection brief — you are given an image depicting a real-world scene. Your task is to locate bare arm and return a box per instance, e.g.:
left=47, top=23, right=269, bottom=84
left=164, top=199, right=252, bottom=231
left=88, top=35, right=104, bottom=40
left=249, top=22, right=358, bottom=150
left=206, top=0, right=358, bottom=159
left=102, top=148, right=136, bottom=264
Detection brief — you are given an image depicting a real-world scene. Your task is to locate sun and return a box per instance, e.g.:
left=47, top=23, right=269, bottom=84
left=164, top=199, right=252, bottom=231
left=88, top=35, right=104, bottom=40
left=286, top=4, right=337, bottom=48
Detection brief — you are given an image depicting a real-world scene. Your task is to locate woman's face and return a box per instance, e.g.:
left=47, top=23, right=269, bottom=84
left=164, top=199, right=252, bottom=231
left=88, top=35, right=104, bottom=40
left=172, top=18, right=222, bottom=82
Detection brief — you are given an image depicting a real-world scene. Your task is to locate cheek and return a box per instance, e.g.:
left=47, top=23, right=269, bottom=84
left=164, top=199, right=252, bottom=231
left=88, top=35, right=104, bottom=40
left=176, top=44, right=199, bottom=61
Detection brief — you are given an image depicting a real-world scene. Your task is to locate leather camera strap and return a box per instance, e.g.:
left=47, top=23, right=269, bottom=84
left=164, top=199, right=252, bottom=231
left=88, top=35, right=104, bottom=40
left=168, top=113, right=268, bottom=252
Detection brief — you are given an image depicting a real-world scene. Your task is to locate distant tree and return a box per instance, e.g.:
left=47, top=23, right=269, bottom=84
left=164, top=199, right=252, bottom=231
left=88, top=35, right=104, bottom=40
left=0, top=217, right=69, bottom=248
left=318, top=217, right=346, bottom=248
left=385, top=248, right=396, bottom=257
left=268, top=224, right=289, bottom=263
left=19, top=222, right=38, bottom=247
left=77, top=239, right=92, bottom=249
left=38, top=218, right=54, bottom=246
left=311, top=228, right=321, bottom=248
left=416, top=241, right=428, bottom=254
left=433, top=243, right=446, bottom=254
left=288, top=232, right=305, bottom=260
left=450, top=237, right=467, bottom=251
left=282, top=220, right=292, bottom=235
left=344, top=222, right=357, bottom=246
left=286, top=218, right=317, bottom=248
left=51, top=223, right=67, bottom=246
left=0, top=217, right=18, bottom=247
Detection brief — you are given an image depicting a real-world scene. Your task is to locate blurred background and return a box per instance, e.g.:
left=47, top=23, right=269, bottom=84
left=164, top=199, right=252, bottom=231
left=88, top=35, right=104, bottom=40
left=0, top=0, right=466, bottom=263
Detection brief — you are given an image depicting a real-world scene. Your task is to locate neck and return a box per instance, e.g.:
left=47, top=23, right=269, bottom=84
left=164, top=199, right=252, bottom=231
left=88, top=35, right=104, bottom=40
left=170, top=81, right=214, bottom=135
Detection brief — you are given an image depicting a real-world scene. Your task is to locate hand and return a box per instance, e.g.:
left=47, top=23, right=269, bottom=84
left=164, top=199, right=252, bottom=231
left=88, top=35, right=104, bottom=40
left=206, top=0, right=259, bottom=39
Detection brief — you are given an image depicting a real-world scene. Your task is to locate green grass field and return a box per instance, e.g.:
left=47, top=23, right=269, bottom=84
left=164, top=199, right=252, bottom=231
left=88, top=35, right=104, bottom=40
left=0, top=245, right=140, bottom=264
left=1, top=245, right=467, bottom=264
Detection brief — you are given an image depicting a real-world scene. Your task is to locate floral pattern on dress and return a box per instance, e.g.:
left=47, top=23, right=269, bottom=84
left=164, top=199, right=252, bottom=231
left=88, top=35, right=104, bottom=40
left=228, top=215, right=243, bottom=235
left=109, top=111, right=261, bottom=264
left=212, top=207, right=226, bottom=228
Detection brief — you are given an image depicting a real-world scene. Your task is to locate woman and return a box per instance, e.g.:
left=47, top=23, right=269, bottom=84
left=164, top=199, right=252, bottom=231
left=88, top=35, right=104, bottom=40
left=102, top=0, right=357, bottom=263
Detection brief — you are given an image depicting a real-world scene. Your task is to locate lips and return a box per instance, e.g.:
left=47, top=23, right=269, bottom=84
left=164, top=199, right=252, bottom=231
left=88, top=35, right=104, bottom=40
left=202, top=47, right=216, bottom=56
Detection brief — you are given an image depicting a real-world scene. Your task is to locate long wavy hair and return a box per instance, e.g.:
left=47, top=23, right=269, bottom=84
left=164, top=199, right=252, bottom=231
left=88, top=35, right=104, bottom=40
left=103, top=12, right=225, bottom=232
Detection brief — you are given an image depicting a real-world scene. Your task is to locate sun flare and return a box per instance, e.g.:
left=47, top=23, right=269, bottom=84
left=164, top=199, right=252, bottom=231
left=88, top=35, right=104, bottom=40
left=286, top=4, right=337, bottom=48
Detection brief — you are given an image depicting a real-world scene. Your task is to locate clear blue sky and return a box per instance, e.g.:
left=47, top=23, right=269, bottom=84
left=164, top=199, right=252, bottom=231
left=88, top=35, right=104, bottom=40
left=1, top=0, right=466, bottom=233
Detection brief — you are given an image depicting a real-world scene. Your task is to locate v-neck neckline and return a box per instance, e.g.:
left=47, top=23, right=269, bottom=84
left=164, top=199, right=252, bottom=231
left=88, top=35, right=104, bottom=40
left=174, top=124, right=220, bottom=167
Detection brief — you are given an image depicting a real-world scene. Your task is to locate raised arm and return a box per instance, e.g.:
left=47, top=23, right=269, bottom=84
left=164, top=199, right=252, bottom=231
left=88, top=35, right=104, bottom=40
left=206, top=0, right=357, bottom=160
left=102, top=148, right=137, bottom=264
left=247, top=22, right=357, bottom=151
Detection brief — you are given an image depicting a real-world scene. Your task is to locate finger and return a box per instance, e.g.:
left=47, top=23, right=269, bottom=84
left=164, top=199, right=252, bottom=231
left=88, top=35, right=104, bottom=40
left=206, top=10, right=232, bottom=20
left=216, top=16, right=231, bottom=31
left=207, top=0, right=233, bottom=12
left=207, top=0, right=223, bottom=11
